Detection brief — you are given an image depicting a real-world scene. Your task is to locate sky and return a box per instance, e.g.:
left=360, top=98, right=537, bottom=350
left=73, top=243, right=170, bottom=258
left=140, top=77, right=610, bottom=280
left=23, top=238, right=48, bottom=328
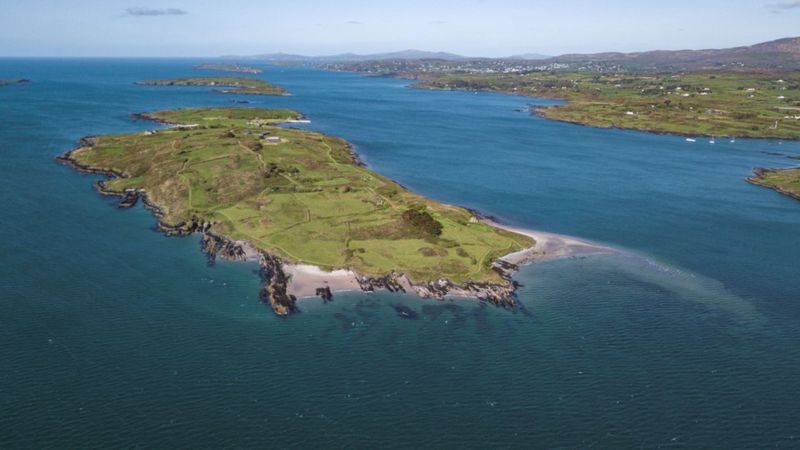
left=2, top=0, right=800, bottom=57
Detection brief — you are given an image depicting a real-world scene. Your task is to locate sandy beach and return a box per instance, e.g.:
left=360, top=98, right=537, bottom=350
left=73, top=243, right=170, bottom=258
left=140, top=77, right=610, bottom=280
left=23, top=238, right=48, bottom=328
left=284, top=264, right=362, bottom=298
left=283, top=220, right=612, bottom=299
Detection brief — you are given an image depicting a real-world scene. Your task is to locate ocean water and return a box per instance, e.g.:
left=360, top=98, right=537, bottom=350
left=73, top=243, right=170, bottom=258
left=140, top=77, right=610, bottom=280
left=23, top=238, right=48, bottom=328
left=1, top=59, right=799, bottom=448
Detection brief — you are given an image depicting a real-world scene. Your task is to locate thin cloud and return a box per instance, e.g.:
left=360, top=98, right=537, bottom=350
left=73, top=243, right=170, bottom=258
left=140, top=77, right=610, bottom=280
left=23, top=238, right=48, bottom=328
left=124, top=7, right=188, bottom=17
left=345, top=20, right=363, bottom=25
left=767, top=1, right=800, bottom=12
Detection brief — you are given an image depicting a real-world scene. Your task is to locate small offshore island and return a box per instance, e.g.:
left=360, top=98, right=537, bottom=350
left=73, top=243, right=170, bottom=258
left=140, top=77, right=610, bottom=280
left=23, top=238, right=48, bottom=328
left=195, top=63, right=263, bottom=74
left=0, top=78, right=30, bottom=87
left=58, top=107, right=563, bottom=315
left=136, top=77, right=286, bottom=95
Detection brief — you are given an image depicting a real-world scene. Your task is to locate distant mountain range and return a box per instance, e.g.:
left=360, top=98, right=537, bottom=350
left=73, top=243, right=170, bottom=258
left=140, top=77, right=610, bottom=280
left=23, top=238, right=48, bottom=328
left=223, top=50, right=470, bottom=63
left=224, top=37, right=800, bottom=71
left=542, top=37, right=800, bottom=71
left=224, top=49, right=553, bottom=63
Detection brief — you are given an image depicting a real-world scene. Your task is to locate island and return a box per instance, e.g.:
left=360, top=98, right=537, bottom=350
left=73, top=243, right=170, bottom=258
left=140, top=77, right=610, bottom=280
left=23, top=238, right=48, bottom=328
left=195, top=63, right=263, bottom=74
left=136, top=77, right=287, bottom=96
left=748, top=167, right=800, bottom=201
left=58, top=107, right=541, bottom=315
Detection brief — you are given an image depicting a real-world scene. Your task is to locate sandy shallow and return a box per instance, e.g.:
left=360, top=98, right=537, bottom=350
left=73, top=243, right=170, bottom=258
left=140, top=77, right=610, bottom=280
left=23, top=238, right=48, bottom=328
left=282, top=221, right=612, bottom=299
left=482, top=220, right=614, bottom=264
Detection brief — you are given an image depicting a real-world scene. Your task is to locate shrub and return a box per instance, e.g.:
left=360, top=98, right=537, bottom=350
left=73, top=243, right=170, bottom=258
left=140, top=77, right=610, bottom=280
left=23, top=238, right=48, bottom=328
left=731, top=112, right=757, bottom=120
left=402, top=208, right=443, bottom=237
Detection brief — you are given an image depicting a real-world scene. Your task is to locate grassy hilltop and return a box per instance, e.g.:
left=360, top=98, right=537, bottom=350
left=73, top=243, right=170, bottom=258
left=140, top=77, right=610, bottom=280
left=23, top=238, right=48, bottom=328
left=416, top=72, right=800, bottom=140
left=136, top=77, right=287, bottom=95
left=67, top=108, right=532, bottom=284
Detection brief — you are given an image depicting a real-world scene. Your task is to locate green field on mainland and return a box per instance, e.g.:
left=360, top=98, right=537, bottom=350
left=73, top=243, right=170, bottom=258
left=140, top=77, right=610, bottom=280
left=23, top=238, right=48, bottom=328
left=137, top=77, right=287, bottom=95
left=69, top=107, right=533, bottom=284
left=416, top=72, right=800, bottom=139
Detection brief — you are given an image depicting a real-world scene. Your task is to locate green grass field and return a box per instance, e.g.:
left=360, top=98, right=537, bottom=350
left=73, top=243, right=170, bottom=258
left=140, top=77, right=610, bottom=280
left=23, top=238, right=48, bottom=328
left=137, top=77, right=287, bottom=95
left=416, top=72, right=800, bottom=139
left=749, top=168, right=800, bottom=200
left=70, top=108, right=533, bottom=284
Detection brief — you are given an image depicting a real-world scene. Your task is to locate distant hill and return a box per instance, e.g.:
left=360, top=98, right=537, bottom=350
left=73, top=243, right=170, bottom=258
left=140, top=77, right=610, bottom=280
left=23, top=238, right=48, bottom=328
left=224, top=37, right=800, bottom=71
left=544, top=37, right=800, bottom=71
left=225, top=50, right=468, bottom=63
left=507, top=53, right=550, bottom=60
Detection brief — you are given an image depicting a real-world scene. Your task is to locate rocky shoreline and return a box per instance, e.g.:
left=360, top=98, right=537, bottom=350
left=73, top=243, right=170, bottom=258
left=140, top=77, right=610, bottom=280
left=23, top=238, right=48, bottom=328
left=198, top=230, right=523, bottom=315
left=747, top=167, right=800, bottom=201
left=57, top=138, right=533, bottom=316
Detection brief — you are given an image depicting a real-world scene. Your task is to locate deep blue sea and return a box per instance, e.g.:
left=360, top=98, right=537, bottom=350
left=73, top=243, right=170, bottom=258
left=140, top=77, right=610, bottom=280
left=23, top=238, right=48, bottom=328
left=1, top=59, right=799, bottom=448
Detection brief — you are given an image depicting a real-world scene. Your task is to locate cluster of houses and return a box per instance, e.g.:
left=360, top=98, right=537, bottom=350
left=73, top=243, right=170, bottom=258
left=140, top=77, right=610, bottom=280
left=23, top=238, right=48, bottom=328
left=247, top=118, right=274, bottom=127
left=323, top=59, right=570, bottom=75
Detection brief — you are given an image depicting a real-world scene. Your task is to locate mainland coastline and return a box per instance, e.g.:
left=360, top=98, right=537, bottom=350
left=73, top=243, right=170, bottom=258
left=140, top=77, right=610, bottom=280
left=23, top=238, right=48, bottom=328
left=321, top=65, right=800, bottom=201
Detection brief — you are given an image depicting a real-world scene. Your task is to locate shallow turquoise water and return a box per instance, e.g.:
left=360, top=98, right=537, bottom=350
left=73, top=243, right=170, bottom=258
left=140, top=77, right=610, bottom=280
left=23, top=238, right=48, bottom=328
left=1, top=59, right=799, bottom=448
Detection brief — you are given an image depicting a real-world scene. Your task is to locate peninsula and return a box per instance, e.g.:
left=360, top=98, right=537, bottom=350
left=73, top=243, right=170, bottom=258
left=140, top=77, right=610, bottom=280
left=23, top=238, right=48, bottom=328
left=59, top=107, right=543, bottom=315
left=413, top=72, right=800, bottom=140
left=195, top=63, right=263, bottom=74
left=748, top=167, right=800, bottom=201
left=136, top=77, right=286, bottom=96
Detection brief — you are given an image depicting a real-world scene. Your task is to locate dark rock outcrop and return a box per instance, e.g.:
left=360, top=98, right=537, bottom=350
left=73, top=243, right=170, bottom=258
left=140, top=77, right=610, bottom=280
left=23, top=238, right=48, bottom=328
left=258, top=253, right=297, bottom=315
left=357, top=272, right=407, bottom=293
left=117, top=190, right=140, bottom=208
left=201, top=232, right=246, bottom=266
left=315, top=286, right=333, bottom=302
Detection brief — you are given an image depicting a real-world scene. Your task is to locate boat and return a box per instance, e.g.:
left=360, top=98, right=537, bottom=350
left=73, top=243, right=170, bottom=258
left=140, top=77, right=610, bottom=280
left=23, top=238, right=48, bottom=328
left=686, top=138, right=696, bottom=142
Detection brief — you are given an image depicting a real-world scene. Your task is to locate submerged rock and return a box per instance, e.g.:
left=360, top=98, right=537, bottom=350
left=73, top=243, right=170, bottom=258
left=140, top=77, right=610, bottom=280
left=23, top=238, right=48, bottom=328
left=117, top=190, right=139, bottom=208
left=393, top=305, right=419, bottom=320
